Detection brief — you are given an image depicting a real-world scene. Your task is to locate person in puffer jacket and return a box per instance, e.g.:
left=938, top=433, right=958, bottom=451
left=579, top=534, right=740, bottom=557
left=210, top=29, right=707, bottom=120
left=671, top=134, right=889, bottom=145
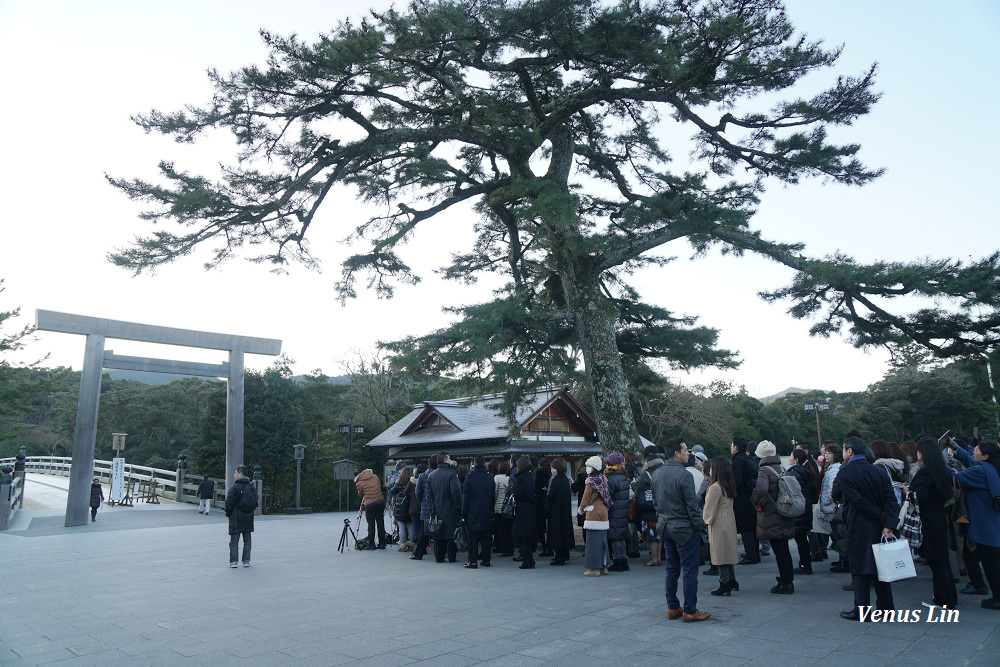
left=355, top=468, right=386, bottom=549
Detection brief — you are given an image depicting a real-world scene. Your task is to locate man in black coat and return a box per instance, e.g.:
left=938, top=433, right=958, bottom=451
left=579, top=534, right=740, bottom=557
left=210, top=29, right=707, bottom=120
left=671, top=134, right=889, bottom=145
left=833, top=436, right=900, bottom=619
left=462, top=456, right=495, bottom=568
left=427, top=452, right=463, bottom=563
left=224, top=465, right=258, bottom=568
left=731, top=436, right=759, bottom=564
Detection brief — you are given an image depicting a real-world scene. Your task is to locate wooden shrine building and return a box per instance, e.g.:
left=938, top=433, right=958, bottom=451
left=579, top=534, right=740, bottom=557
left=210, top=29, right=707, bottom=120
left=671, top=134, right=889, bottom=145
left=365, top=386, right=609, bottom=469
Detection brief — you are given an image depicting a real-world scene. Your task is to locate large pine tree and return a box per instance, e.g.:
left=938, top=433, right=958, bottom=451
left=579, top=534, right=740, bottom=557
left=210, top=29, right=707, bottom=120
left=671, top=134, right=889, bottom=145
left=109, top=0, right=1000, bottom=452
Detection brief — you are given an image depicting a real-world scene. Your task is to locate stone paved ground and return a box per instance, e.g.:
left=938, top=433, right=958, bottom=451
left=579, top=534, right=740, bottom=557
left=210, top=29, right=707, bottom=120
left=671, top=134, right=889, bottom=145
left=1, top=473, right=999, bottom=666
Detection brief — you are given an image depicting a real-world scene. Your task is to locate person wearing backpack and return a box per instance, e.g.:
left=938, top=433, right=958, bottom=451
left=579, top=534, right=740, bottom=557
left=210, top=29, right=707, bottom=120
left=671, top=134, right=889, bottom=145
left=391, top=467, right=415, bottom=551
left=225, top=465, right=258, bottom=568
left=750, top=441, right=796, bottom=594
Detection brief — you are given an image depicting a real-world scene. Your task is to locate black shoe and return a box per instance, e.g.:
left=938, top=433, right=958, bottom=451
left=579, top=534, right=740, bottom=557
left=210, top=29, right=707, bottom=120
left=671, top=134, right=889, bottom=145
left=840, top=609, right=860, bottom=621
left=550, top=559, right=566, bottom=566
left=464, top=563, right=478, bottom=569
left=540, top=550, right=554, bottom=557
left=376, top=544, right=386, bottom=550
left=711, top=580, right=736, bottom=596
left=480, top=562, right=490, bottom=567
left=737, top=557, right=760, bottom=565
left=771, top=583, right=794, bottom=595
left=513, top=555, right=524, bottom=562
left=793, top=565, right=813, bottom=575
left=960, top=583, right=989, bottom=595
left=408, top=555, right=422, bottom=560
left=982, top=598, right=1000, bottom=610
left=518, top=562, right=535, bottom=569
left=732, top=580, right=740, bottom=591
left=830, top=563, right=849, bottom=573
left=608, top=559, right=626, bottom=572
left=703, top=566, right=719, bottom=576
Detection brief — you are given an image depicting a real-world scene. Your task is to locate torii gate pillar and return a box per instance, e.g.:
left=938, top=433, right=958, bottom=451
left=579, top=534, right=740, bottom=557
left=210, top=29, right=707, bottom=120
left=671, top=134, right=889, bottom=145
left=35, top=310, right=281, bottom=527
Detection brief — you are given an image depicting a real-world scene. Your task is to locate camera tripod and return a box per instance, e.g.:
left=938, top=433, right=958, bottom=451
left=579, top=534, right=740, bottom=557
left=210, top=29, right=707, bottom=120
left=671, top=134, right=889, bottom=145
left=337, top=504, right=365, bottom=553
left=337, top=518, right=358, bottom=553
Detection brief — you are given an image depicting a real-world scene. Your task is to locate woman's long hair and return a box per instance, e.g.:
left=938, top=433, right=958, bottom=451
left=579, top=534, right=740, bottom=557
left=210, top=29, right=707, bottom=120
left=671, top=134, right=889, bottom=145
left=397, top=467, right=413, bottom=486
left=916, top=437, right=950, bottom=496
left=516, top=456, right=531, bottom=475
left=710, top=457, right=737, bottom=499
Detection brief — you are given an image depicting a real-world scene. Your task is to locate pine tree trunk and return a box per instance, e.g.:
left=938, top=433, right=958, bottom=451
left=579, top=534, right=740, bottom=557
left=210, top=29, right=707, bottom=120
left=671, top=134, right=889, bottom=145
left=568, top=280, right=642, bottom=454
left=551, top=232, right=642, bottom=454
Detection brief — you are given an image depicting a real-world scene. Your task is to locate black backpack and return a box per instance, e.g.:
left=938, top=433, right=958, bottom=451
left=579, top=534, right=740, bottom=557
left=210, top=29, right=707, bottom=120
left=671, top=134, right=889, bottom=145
left=392, top=487, right=410, bottom=519
left=237, top=483, right=258, bottom=513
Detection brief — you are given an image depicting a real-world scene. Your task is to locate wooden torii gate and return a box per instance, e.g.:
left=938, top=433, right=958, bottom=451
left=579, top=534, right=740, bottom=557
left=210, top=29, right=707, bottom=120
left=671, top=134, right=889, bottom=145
left=35, top=310, right=281, bottom=527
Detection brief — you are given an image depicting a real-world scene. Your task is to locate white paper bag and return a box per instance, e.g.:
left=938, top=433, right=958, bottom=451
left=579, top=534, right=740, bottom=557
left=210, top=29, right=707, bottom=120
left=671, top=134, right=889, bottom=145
left=872, top=535, right=917, bottom=582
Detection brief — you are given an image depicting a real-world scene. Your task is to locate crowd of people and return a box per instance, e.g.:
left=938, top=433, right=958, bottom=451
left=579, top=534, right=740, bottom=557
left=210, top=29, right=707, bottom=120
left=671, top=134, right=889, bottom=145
left=350, top=431, right=1000, bottom=622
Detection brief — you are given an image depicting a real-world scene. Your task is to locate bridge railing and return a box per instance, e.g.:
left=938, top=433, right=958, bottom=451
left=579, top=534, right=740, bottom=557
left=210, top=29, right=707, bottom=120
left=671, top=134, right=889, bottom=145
left=0, top=471, right=23, bottom=530
left=0, top=456, right=228, bottom=510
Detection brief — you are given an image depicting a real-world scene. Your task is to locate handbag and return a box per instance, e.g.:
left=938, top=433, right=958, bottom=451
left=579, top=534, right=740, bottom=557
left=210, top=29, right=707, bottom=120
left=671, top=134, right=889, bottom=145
left=500, top=491, right=516, bottom=518
left=872, top=535, right=917, bottom=582
left=812, top=505, right=832, bottom=535
left=952, top=477, right=971, bottom=525
left=454, top=522, right=469, bottom=552
left=898, top=492, right=923, bottom=550
left=425, top=514, right=443, bottom=538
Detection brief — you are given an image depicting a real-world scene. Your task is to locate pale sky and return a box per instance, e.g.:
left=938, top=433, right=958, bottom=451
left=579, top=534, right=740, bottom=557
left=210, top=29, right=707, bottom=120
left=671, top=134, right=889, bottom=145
left=1, top=1, right=997, bottom=400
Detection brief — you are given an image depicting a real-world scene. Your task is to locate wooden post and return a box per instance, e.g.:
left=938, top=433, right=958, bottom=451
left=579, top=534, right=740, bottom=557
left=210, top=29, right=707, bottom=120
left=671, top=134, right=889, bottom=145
left=226, top=347, right=245, bottom=494
left=65, top=334, right=105, bottom=527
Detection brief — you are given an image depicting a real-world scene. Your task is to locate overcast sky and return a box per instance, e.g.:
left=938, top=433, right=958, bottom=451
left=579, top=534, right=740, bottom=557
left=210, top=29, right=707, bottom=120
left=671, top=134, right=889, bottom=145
left=1, top=1, right=997, bottom=400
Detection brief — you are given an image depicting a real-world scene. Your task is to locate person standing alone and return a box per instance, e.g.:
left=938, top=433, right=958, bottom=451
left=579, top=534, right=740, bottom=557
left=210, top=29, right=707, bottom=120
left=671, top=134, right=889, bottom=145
left=89, top=478, right=104, bottom=522
left=225, top=466, right=258, bottom=568
left=197, top=475, right=215, bottom=515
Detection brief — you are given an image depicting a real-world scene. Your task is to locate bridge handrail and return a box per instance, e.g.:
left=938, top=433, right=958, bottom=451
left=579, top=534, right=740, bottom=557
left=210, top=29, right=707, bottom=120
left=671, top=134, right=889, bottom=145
left=0, top=473, right=23, bottom=530
left=0, top=456, right=228, bottom=507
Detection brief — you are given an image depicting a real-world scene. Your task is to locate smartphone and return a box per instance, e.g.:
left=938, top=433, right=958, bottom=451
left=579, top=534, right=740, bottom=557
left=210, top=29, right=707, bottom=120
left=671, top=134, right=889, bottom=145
left=937, top=429, right=951, bottom=445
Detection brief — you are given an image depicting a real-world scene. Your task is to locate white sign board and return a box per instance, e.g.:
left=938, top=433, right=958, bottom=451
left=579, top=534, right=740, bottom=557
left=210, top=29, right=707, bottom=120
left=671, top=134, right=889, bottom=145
left=111, top=458, right=126, bottom=502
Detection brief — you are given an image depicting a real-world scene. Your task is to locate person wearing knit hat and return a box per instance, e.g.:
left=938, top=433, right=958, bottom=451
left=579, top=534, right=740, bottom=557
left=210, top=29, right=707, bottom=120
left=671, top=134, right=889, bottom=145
left=578, top=456, right=612, bottom=576
left=604, top=452, right=632, bottom=572
left=751, top=440, right=797, bottom=594
left=755, top=441, right=777, bottom=459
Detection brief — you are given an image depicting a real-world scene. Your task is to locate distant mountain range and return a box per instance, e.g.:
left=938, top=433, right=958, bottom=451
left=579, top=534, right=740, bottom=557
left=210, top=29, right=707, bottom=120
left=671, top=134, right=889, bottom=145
left=104, top=370, right=352, bottom=385
left=103, top=371, right=815, bottom=406
left=759, top=387, right=815, bottom=405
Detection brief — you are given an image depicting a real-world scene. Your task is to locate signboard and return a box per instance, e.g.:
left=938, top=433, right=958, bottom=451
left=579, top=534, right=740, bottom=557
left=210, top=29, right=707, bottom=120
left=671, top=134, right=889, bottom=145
left=112, top=433, right=127, bottom=451
left=111, top=457, right=126, bottom=502
left=332, top=460, right=359, bottom=481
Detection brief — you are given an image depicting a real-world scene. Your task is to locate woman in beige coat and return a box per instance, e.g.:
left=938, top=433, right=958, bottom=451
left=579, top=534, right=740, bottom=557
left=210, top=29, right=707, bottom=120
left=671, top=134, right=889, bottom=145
left=703, top=457, right=739, bottom=596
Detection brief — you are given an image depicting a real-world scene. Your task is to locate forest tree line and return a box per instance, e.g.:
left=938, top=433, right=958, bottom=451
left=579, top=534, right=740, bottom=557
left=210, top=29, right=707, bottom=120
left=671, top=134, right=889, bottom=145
left=1, top=346, right=997, bottom=512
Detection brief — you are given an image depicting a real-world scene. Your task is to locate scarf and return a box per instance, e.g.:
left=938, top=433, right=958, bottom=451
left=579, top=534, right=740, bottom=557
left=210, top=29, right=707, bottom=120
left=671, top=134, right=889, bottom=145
left=585, top=473, right=614, bottom=509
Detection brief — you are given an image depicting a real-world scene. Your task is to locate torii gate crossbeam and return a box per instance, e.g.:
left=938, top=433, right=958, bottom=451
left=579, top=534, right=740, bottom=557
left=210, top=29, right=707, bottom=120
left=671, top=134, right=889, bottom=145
left=35, top=310, right=281, bottom=527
